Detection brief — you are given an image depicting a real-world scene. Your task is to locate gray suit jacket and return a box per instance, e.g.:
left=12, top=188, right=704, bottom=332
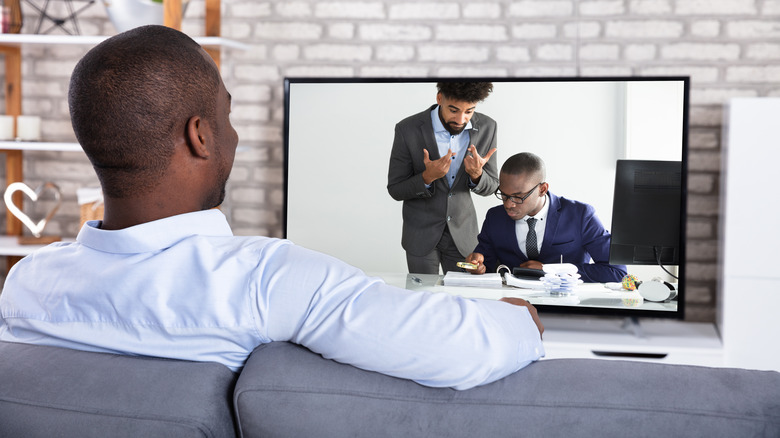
left=387, top=105, right=499, bottom=257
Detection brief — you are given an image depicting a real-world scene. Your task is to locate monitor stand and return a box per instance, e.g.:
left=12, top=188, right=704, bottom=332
left=621, top=316, right=645, bottom=338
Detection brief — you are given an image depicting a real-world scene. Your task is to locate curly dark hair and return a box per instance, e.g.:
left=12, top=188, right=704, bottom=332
left=436, top=82, right=494, bottom=103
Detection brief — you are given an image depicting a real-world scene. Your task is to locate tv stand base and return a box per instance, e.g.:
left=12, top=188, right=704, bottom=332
left=540, top=315, right=723, bottom=367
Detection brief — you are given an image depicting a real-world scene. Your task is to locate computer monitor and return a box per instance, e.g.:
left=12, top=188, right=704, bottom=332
left=609, top=159, right=683, bottom=268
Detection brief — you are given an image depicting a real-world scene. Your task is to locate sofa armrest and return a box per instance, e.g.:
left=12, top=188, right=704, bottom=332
left=0, top=341, right=238, bottom=438
left=235, top=342, right=780, bottom=438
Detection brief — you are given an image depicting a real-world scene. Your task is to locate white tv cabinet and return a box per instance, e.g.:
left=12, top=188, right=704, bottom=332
left=541, top=315, right=723, bottom=367
left=718, top=97, right=780, bottom=373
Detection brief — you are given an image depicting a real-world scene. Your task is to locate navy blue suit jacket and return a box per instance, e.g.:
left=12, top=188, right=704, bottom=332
left=473, top=192, right=627, bottom=283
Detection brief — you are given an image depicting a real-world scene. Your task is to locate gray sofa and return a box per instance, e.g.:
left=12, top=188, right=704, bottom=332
left=1, top=340, right=779, bottom=437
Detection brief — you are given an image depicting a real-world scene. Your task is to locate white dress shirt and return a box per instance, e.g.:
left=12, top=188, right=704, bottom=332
left=516, top=193, right=550, bottom=257
left=430, top=105, right=472, bottom=187
left=0, top=209, right=543, bottom=390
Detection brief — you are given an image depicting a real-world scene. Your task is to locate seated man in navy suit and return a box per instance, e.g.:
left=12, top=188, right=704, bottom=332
left=464, top=152, right=627, bottom=283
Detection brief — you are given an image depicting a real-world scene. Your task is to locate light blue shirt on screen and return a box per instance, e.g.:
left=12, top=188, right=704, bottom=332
left=0, top=209, right=544, bottom=390
left=431, top=105, right=472, bottom=187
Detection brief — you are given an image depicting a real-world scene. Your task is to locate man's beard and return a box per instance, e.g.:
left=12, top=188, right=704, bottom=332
left=438, top=108, right=466, bottom=135
left=444, top=122, right=466, bottom=135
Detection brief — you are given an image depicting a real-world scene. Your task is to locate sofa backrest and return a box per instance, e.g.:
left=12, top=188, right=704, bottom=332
left=234, top=342, right=780, bottom=438
left=0, top=341, right=237, bottom=438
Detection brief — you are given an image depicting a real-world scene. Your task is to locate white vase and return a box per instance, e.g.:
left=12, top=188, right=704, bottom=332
left=102, top=0, right=190, bottom=33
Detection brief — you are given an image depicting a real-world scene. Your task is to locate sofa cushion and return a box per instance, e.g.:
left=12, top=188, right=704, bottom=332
left=235, top=342, right=780, bottom=438
left=0, top=341, right=237, bottom=438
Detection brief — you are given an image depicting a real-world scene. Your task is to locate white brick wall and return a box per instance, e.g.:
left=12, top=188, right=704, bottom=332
left=3, top=0, right=779, bottom=321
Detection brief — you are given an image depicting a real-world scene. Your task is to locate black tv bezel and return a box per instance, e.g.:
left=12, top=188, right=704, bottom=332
left=283, top=76, right=689, bottom=320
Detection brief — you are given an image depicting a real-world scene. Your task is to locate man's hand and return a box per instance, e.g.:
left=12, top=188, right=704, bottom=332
left=464, top=252, right=487, bottom=275
left=500, top=297, right=544, bottom=338
left=422, top=148, right=454, bottom=185
left=519, top=260, right=544, bottom=270
left=463, top=145, right=496, bottom=183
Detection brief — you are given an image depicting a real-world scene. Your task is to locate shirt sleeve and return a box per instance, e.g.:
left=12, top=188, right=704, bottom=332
left=252, top=240, right=544, bottom=390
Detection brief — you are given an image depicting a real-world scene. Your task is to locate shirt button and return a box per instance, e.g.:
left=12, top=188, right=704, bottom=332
left=447, top=216, right=451, bottom=222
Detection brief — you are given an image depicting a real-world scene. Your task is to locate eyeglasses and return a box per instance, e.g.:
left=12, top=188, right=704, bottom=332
left=495, top=182, right=542, bottom=204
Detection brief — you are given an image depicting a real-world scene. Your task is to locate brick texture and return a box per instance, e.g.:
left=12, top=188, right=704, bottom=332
left=2, top=0, right=778, bottom=322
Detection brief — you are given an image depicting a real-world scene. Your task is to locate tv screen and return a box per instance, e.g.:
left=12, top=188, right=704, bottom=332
left=284, top=77, right=688, bottom=319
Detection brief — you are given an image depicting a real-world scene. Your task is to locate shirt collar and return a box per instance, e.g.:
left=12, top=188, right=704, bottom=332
left=522, top=193, right=550, bottom=222
left=431, top=105, right=472, bottom=135
left=76, top=209, right=233, bottom=254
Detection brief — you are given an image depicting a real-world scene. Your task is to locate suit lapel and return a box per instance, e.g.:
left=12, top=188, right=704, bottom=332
left=420, top=105, right=440, bottom=160
left=540, top=192, right=561, bottom=257
left=505, top=210, right=523, bottom=257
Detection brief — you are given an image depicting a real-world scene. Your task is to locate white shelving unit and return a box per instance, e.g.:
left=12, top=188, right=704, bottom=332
left=719, top=98, right=780, bottom=373
left=0, top=34, right=249, bottom=50
left=1, top=15, right=247, bottom=261
left=0, top=236, right=75, bottom=257
left=0, top=141, right=82, bottom=152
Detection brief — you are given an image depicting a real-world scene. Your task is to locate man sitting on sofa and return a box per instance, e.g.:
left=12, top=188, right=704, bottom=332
left=465, top=152, right=627, bottom=283
left=0, top=25, right=543, bottom=390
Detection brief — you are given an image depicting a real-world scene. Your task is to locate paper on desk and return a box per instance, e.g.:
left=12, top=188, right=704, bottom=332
left=504, top=274, right=546, bottom=290
left=442, top=272, right=503, bottom=288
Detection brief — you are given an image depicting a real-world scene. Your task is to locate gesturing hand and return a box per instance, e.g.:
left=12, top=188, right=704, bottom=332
left=422, top=148, right=454, bottom=185
left=463, top=145, right=496, bottom=183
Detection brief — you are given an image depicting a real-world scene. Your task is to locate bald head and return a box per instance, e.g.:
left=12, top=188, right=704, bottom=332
left=69, top=25, right=221, bottom=198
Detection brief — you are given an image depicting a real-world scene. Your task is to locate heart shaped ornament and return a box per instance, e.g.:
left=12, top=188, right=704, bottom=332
left=4, top=182, right=62, bottom=238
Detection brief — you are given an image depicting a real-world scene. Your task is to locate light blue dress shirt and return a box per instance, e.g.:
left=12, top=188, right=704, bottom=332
left=431, top=106, right=472, bottom=187
left=0, top=210, right=544, bottom=389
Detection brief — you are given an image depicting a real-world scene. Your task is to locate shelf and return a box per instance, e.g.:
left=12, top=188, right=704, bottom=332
left=0, top=141, right=82, bottom=152
left=0, top=34, right=249, bottom=51
left=1, top=1, right=233, bottom=265
left=0, top=235, right=73, bottom=257
left=0, top=141, right=250, bottom=153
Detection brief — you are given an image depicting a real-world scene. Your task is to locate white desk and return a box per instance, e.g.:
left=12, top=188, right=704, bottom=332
left=375, top=272, right=724, bottom=368
left=379, top=272, right=677, bottom=313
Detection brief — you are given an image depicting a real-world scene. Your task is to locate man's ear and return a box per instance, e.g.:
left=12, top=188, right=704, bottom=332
left=539, top=182, right=549, bottom=197
left=186, top=115, right=210, bottom=158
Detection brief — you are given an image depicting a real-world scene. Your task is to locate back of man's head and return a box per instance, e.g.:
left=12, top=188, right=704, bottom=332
left=501, top=152, right=546, bottom=181
left=69, top=25, right=221, bottom=198
left=436, top=82, right=493, bottom=104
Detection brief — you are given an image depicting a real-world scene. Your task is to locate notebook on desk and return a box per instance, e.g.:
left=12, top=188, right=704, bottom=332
left=442, top=272, right=504, bottom=288
left=443, top=271, right=547, bottom=290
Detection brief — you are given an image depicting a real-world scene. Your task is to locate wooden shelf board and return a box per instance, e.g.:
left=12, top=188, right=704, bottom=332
left=0, top=141, right=83, bottom=152
left=0, top=34, right=248, bottom=51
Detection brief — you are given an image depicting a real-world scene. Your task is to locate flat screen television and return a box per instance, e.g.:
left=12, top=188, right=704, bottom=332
left=284, top=77, right=689, bottom=320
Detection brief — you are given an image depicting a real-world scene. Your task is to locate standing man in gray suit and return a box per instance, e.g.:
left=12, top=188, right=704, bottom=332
left=388, top=82, right=498, bottom=274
